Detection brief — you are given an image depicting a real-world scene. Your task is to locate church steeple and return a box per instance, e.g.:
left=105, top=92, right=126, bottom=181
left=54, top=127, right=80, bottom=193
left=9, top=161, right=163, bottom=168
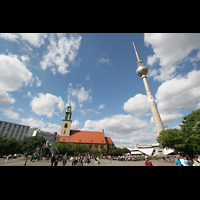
left=63, top=99, right=72, bottom=121
left=60, top=99, right=72, bottom=137
left=66, top=99, right=71, bottom=112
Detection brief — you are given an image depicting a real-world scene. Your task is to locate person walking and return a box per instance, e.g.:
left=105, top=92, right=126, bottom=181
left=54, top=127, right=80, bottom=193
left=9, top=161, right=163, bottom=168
left=5, top=154, right=11, bottom=162
left=54, top=155, right=59, bottom=166
left=37, top=154, right=40, bottom=161
left=193, top=157, right=200, bottom=166
left=175, top=155, right=182, bottom=166
left=63, top=156, right=67, bottom=166
left=51, top=153, right=56, bottom=166
left=78, top=156, right=81, bottom=166
left=187, top=157, right=194, bottom=166
left=97, top=157, right=100, bottom=165
left=144, top=156, right=153, bottom=166
left=86, top=156, right=90, bottom=166
left=180, top=156, right=185, bottom=166
left=72, top=156, right=75, bottom=166
left=80, top=156, right=83, bottom=166
left=184, top=157, right=189, bottom=166
left=30, top=154, right=34, bottom=162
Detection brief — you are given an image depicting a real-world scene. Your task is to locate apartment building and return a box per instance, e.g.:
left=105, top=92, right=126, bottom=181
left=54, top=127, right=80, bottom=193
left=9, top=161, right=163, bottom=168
left=0, top=120, right=30, bottom=140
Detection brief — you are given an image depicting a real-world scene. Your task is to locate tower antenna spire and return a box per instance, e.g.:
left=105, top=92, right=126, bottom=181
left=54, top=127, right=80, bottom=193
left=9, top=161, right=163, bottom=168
left=132, top=41, right=140, bottom=61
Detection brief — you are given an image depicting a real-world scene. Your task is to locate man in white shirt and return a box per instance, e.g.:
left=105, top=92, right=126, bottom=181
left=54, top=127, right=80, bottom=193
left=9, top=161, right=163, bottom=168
left=180, top=156, right=185, bottom=166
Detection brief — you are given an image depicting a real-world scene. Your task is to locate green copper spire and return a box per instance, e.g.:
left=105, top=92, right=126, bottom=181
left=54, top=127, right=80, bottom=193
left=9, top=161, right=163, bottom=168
left=63, top=99, right=72, bottom=121
left=66, top=98, right=71, bottom=111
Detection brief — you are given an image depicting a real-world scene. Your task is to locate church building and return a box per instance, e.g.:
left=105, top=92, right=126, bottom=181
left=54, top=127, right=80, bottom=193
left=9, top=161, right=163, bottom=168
left=59, top=100, right=115, bottom=151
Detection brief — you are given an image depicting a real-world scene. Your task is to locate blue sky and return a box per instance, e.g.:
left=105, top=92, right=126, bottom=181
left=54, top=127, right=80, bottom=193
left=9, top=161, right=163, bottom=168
left=1, top=33, right=200, bottom=148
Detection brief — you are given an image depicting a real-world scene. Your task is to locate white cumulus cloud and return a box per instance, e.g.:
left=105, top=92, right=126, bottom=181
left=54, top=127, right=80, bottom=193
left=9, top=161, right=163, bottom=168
left=144, top=33, right=200, bottom=81
left=0, top=54, right=33, bottom=105
left=155, top=69, right=200, bottom=124
left=99, top=104, right=105, bottom=110
left=97, top=57, right=112, bottom=66
left=0, top=54, right=33, bottom=92
left=82, top=114, right=158, bottom=147
left=40, top=33, right=82, bottom=75
left=71, top=119, right=80, bottom=130
left=30, top=93, right=65, bottom=118
left=123, top=94, right=150, bottom=115
left=35, top=76, right=42, bottom=87
left=0, top=108, right=19, bottom=120
left=83, top=114, right=150, bottom=137
left=68, top=83, right=92, bottom=106
left=0, top=33, right=47, bottom=47
left=0, top=91, right=15, bottom=105
left=20, top=117, right=61, bottom=133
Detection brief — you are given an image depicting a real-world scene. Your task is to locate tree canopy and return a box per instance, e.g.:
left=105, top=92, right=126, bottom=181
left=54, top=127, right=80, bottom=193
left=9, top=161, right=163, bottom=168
left=0, top=135, right=46, bottom=156
left=0, top=136, right=18, bottom=156
left=52, top=141, right=130, bottom=156
left=17, top=135, right=46, bottom=154
left=52, top=141, right=90, bottom=155
left=157, top=108, right=200, bottom=155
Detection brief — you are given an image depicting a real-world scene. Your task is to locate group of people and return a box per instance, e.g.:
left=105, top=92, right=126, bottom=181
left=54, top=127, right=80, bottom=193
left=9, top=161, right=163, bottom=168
left=145, top=154, right=200, bottom=166
left=175, top=155, right=200, bottom=166
left=71, top=156, right=91, bottom=166
left=50, top=154, right=92, bottom=166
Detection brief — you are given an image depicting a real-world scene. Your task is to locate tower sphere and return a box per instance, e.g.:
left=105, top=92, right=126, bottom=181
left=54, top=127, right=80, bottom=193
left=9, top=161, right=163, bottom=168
left=136, top=60, right=149, bottom=77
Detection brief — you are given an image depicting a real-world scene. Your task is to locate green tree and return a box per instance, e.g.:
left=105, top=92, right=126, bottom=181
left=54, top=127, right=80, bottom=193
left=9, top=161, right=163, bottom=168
left=100, top=148, right=107, bottom=156
left=121, top=148, right=131, bottom=154
left=18, top=135, right=46, bottom=154
left=93, top=147, right=100, bottom=157
left=114, top=148, right=123, bottom=156
left=52, top=142, right=90, bottom=156
left=157, top=109, right=200, bottom=155
left=52, top=141, right=67, bottom=155
left=157, top=129, right=189, bottom=153
left=0, top=136, right=19, bottom=156
left=107, top=146, right=115, bottom=156
left=79, top=144, right=90, bottom=154
left=71, top=143, right=79, bottom=155
left=180, top=109, right=200, bottom=134
left=67, top=143, right=77, bottom=155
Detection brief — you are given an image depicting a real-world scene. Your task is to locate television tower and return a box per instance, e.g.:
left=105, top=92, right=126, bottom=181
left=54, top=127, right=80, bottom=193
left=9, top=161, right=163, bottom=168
left=132, top=41, right=164, bottom=137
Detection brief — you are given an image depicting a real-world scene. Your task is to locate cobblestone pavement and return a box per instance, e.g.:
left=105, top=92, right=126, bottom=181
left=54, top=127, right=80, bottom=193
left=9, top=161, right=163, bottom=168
left=0, top=158, right=176, bottom=166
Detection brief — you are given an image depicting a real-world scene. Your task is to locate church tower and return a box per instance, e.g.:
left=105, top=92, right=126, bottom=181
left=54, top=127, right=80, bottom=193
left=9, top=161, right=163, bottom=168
left=60, top=99, right=72, bottom=137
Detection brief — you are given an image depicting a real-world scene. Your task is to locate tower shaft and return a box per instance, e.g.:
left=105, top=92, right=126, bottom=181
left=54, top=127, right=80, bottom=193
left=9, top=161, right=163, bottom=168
left=132, top=41, right=164, bottom=137
left=142, top=75, right=164, bottom=136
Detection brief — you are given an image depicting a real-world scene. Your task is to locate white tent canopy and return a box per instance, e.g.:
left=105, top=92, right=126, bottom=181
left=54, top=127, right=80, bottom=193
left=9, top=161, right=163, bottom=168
left=128, top=148, right=154, bottom=156
left=131, top=151, right=142, bottom=155
left=139, top=148, right=154, bottom=156
left=163, top=148, right=174, bottom=155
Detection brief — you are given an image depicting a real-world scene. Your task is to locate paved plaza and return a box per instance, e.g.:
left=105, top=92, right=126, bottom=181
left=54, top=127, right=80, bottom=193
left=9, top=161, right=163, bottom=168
left=0, top=158, right=176, bottom=166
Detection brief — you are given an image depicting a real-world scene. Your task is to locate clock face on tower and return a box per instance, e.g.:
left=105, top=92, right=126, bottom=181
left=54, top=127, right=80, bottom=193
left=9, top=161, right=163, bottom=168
left=65, top=123, right=68, bottom=128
